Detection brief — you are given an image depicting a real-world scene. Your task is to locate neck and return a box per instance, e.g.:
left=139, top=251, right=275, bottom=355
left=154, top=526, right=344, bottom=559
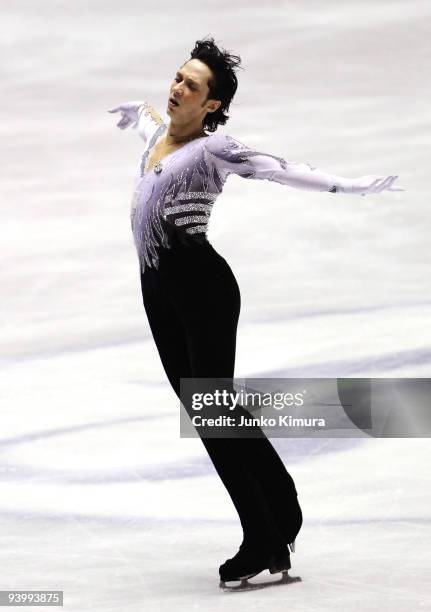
left=165, top=121, right=206, bottom=145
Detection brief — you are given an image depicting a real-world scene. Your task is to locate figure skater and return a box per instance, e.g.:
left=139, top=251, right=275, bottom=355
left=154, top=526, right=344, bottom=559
left=108, top=36, right=404, bottom=589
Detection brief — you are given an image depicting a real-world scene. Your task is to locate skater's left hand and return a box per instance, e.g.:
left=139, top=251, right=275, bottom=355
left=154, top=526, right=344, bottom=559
left=348, top=175, right=406, bottom=196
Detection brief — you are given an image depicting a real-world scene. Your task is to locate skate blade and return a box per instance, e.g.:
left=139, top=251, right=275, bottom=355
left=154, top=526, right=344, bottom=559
left=219, top=570, right=302, bottom=592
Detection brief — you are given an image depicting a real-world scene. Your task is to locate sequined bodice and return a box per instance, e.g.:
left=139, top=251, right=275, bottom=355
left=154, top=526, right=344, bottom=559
left=143, top=126, right=209, bottom=176
left=127, top=101, right=345, bottom=273
left=130, top=126, right=226, bottom=272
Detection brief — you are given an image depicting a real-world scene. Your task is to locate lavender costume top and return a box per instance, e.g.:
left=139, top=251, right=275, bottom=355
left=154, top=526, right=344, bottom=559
left=129, top=102, right=350, bottom=273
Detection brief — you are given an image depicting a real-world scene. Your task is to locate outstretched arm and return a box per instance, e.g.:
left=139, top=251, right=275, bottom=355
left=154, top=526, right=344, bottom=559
left=107, top=100, right=165, bottom=143
left=206, top=134, right=405, bottom=196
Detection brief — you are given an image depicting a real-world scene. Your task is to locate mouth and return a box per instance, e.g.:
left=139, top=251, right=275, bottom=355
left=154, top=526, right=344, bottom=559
left=169, top=96, right=180, bottom=107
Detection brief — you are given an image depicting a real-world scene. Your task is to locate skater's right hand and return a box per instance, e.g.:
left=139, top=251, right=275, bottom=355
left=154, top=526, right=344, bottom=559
left=107, top=100, right=146, bottom=130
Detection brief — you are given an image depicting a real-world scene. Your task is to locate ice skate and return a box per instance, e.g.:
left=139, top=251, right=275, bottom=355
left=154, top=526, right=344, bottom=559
left=219, top=541, right=301, bottom=592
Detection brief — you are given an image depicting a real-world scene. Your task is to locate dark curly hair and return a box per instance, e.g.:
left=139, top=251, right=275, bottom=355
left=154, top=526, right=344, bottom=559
left=183, top=36, right=243, bottom=133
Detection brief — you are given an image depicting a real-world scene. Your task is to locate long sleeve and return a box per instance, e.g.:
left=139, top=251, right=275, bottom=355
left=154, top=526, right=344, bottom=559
left=205, top=133, right=355, bottom=194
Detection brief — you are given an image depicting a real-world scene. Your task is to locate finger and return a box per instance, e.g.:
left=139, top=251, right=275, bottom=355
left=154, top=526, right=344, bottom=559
left=388, top=187, right=406, bottom=192
left=384, top=176, right=400, bottom=191
left=383, top=176, right=399, bottom=191
left=366, top=178, right=381, bottom=193
left=376, top=176, right=395, bottom=192
left=368, top=178, right=381, bottom=189
left=107, top=107, right=120, bottom=113
left=117, top=116, right=131, bottom=129
left=379, top=176, right=395, bottom=190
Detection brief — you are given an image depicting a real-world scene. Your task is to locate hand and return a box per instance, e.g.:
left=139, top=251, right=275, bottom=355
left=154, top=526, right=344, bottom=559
left=107, top=100, right=146, bottom=130
left=349, top=174, right=406, bottom=196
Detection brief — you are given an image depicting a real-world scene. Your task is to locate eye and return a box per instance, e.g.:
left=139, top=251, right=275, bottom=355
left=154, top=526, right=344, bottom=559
left=174, top=76, right=196, bottom=90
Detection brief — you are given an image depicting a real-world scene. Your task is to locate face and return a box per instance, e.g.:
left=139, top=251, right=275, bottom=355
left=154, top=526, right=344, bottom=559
left=167, top=59, right=221, bottom=125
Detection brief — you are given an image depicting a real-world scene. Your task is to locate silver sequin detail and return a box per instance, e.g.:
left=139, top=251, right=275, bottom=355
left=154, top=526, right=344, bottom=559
left=165, top=203, right=213, bottom=216
left=164, top=192, right=217, bottom=204
left=174, top=215, right=209, bottom=226
left=185, top=225, right=207, bottom=234
left=176, top=191, right=217, bottom=201
left=219, top=135, right=289, bottom=170
left=140, top=124, right=167, bottom=177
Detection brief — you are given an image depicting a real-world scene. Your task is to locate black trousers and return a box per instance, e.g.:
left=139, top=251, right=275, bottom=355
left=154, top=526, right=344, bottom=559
left=140, top=219, right=303, bottom=552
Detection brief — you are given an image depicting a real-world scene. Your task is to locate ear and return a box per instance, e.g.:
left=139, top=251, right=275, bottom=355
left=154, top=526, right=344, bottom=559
left=207, top=100, right=222, bottom=114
